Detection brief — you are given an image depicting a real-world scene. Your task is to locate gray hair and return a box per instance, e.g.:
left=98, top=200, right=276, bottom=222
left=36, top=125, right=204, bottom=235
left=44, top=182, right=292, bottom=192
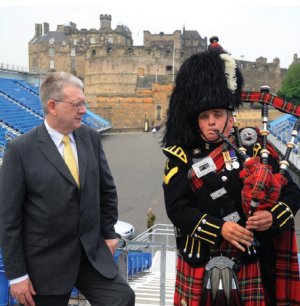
left=39, top=72, right=84, bottom=113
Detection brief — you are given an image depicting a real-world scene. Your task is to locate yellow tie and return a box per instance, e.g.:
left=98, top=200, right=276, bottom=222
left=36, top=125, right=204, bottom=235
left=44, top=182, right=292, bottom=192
left=62, top=135, right=80, bottom=186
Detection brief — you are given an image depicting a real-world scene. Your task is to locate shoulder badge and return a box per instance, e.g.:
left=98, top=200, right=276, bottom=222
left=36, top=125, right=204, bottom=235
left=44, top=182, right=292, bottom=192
left=163, top=146, right=188, bottom=164
left=164, top=165, right=179, bottom=185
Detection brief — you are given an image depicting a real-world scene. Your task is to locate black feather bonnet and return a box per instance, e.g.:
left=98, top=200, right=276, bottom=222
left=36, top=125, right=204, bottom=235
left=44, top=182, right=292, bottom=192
left=162, top=49, right=244, bottom=147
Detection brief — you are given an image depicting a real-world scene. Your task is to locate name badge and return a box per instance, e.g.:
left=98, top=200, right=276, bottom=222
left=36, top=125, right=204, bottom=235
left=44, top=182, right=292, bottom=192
left=210, top=187, right=227, bottom=200
left=192, top=156, right=217, bottom=178
left=223, top=211, right=241, bottom=223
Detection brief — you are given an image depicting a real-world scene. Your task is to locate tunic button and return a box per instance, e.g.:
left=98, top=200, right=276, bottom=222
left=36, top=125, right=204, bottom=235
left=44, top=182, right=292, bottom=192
left=221, top=175, right=227, bottom=182
left=202, top=219, right=206, bottom=224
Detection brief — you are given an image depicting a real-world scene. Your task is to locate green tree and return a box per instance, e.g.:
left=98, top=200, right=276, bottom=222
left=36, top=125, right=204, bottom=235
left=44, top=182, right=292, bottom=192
left=277, top=61, right=300, bottom=105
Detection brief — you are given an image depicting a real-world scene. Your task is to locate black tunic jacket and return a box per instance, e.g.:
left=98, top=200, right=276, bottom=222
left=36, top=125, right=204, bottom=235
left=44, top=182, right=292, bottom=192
left=163, top=136, right=300, bottom=267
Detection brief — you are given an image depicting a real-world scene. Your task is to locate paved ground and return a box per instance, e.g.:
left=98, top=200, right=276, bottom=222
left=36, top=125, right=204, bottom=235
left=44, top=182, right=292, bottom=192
left=102, top=131, right=300, bottom=245
left=102, top=131, right=169, bottom=236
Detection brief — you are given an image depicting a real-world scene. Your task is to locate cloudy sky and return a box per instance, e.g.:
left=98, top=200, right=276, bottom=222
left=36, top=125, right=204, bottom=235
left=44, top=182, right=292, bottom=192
left=0, top=0, right=299, bottom=69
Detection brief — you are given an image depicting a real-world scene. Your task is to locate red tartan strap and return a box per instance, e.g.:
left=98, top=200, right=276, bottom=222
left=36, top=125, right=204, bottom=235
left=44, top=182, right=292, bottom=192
left=209, top=144, right=226, bottom=172
left=241, top=91, right=300, bottom=117
left=189, top=143, right=225, bottom=192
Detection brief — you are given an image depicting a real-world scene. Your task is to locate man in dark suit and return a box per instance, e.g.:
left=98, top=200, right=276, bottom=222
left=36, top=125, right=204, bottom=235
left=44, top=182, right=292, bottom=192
left=0, top=72, right=135, bottom=306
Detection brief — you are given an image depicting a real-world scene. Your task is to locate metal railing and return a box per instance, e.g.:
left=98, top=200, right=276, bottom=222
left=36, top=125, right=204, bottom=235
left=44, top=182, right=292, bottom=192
left=118, top=224, right=176, bottom=306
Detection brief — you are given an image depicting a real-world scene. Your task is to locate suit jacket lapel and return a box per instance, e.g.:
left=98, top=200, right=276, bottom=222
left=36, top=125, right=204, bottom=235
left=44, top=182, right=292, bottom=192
left=37, top=124, right=78, bottom=187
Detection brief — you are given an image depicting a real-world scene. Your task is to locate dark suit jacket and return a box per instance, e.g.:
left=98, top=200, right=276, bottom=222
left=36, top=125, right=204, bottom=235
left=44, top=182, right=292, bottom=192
left=0, top=123, right=119, bottom=294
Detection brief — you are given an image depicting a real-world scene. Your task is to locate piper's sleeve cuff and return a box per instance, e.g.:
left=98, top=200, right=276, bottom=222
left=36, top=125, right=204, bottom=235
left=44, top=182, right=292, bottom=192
left=270, top=201, right=294, bottom=229
left=191, top=213, right=225, bottom=245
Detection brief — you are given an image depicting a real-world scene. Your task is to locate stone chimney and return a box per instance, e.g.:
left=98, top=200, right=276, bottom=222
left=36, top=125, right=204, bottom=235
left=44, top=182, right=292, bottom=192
left=100, top=14, right=112, bottom=30
left=35, top=23, right=42, bottom=37
left=43, top=22, right=49, bottom=35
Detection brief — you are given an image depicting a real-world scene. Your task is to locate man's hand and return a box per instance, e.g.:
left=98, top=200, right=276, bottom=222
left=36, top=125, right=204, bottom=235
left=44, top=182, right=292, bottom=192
left=10, top=278, right=36, bottom=306
left=221, top=221, right=254, bottom=252
left=105, top=238, right=119, bottom=254
left=246, top=210, right=273, bottom=231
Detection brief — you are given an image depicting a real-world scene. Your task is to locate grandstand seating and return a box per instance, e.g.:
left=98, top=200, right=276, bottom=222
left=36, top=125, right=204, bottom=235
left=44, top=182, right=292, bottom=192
left=0, top=77, right=112, bottom=153
left=269, top=114, right=300, bottom=154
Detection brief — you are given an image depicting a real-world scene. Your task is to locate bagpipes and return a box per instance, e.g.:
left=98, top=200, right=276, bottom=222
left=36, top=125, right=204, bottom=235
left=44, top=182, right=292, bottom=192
left=216, top=85, right=300, bottom=231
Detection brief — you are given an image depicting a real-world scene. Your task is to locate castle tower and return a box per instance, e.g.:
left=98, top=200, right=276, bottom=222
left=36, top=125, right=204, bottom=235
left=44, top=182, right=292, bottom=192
left=100, top=14, right=112, bottom=30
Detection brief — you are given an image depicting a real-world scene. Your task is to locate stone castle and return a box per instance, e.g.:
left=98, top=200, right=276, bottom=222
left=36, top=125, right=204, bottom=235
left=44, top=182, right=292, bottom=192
left=29, top=14, right=290, bottom=131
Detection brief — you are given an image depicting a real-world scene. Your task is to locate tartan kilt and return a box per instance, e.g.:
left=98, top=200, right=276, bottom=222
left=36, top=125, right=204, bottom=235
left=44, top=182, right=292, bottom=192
left=174, top=251, right=266, bottom=306
left=273, top=226, right=300, bottom=305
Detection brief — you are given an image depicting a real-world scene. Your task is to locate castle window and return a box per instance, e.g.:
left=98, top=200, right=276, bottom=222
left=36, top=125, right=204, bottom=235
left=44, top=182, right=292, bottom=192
left=71, top=47, right=76, bottom=57
left=91, top=49, right=96, bottom=56
left=166, top=65, right=172, bottom=72
left=156, top=105, right=162, bottom=120
left=49, top=48, right=55, bottom=57
left=107, top=43, right=112, bottom=53
left=49, top=59, right=54, bottom=69
left=108, top=37, right=113, bottom=44
left=71, top=59, right=76, bottom=72
left=90, top=37, right=96, bottom=44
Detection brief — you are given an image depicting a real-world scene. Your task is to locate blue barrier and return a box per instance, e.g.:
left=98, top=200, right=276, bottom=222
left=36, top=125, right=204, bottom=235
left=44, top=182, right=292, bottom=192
left=114, top=251, right=152, bottom=276
left=128, top=252, right=137, bottom=276
left=0, top=269, right=9, bottom=306
left=70, top=287, right=79, bottom=298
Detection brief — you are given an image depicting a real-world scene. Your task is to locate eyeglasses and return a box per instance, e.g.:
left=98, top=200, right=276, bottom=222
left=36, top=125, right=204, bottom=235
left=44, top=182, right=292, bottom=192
left=53, top=100, right=87, bottom=109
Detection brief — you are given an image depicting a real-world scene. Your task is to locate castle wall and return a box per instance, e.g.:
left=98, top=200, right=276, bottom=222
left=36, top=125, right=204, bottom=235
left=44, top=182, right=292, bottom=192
left=90, top=96, right=155, bottom=130
left=238, top=58, right=286, bottom=92
left=236, top=107, right=283, bottom=128
left=84, top=46, right=179, bottom=101
left=144, top=30, right=181, bottom=49
left=89, top=83, right=172, bottom=130
left=28, top=15, right=290, bottom=131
